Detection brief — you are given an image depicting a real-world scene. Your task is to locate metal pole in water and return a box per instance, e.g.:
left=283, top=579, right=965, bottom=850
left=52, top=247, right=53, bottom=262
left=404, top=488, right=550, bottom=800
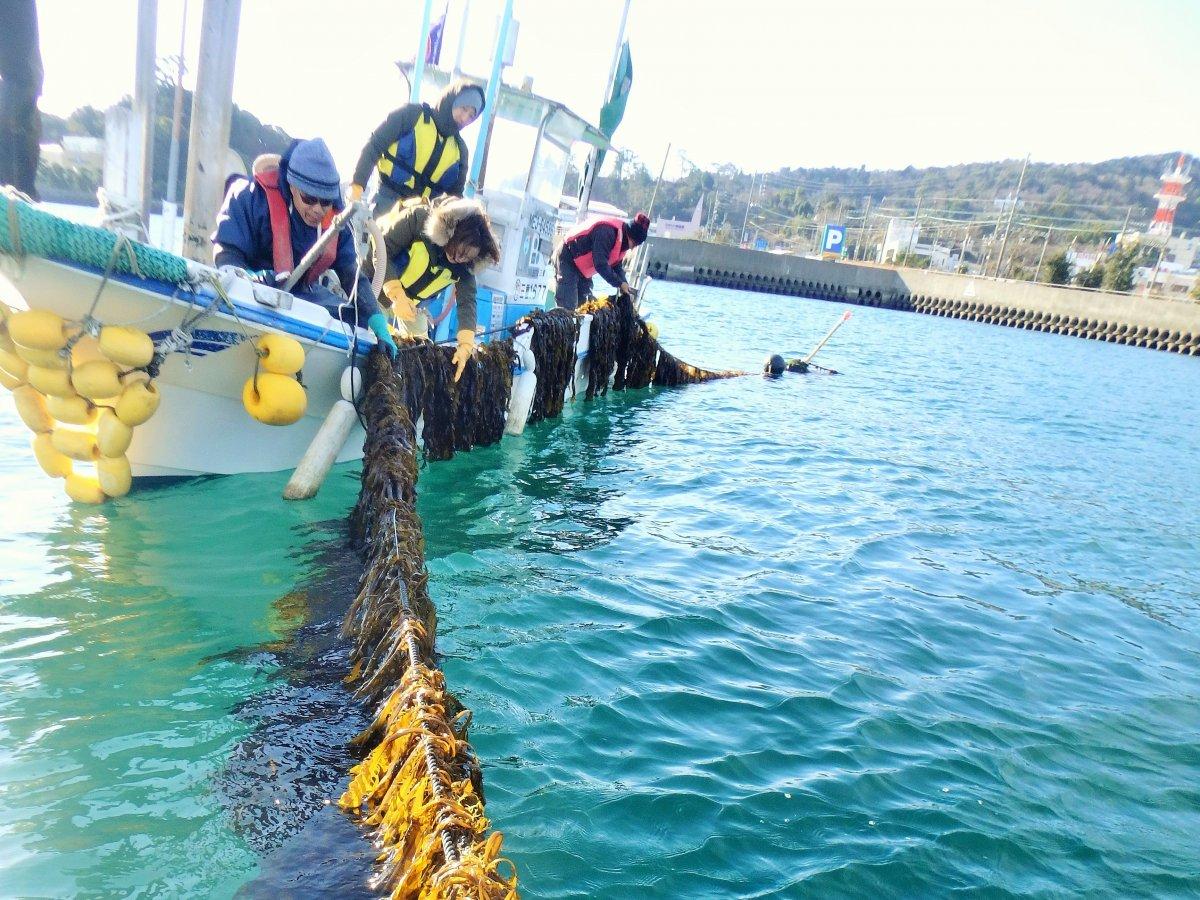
left=181, top=0, right=241, bottom=263
left=409, top=0, right=434, bottom=103
left=465, top=0, right=513, bottom=198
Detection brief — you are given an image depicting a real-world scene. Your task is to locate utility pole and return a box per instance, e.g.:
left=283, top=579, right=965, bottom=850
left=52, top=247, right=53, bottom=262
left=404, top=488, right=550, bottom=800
left=162, top=0, right=188, bottom=251
left=1035, top=226, right=1052, bottom=281
left=858, top=195, right=871, bottom=260
left=740, top=172, right=757, bottom=246
left=181, top=0, right=242, bottom=262
left=993, top=153, right=1029, bottom=279
left=905, top=196, right=921, bottom=263
left=1119, top=205, right=1132, bottom=243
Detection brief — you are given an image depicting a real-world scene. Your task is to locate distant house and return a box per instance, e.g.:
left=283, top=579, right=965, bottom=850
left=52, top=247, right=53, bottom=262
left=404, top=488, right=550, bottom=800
left=652, top=196, right=703, bottom=240
left=879, top=217, right=959, bottom=269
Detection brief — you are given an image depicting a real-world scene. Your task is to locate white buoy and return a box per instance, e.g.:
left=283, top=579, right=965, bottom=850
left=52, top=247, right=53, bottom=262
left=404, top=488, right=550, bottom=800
left=572, top=313, right=592, bottom=400
left=504, top=329, right=536, bottom=436
left=283, top=398, right=358, bottom=500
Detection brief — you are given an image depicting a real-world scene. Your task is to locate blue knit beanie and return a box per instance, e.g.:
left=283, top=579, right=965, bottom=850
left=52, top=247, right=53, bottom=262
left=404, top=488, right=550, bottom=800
left=285, top=138, right=342, bottom=203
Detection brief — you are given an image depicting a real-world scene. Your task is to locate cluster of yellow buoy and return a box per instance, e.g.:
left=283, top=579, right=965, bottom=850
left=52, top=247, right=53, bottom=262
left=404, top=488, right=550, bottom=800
left=242, top=333, right=307, bottom=426
left=0, top=306, right=159, bottom=504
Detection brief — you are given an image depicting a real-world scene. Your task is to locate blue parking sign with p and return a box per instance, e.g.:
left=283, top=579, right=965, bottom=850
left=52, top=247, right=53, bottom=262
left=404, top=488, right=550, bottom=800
left=822, top=225, right=846, bottom=256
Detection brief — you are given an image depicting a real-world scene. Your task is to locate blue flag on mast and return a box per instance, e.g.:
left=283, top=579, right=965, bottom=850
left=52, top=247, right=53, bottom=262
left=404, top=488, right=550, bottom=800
left=426, top=3, right=448, bottom=65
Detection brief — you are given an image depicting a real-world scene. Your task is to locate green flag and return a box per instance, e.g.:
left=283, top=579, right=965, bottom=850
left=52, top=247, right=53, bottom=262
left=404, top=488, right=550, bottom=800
left=599, top=41, right=633, bottom=139
left=595, top=41, right=632, bottom=174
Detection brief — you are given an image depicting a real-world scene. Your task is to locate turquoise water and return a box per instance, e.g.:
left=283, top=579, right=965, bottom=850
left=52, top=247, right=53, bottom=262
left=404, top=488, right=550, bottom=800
left=2, top=281, right=1200, bottom=897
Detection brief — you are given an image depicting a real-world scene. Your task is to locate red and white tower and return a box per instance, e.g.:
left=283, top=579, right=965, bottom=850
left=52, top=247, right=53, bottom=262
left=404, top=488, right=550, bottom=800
left=1148, top=153, right=1191, bottom=237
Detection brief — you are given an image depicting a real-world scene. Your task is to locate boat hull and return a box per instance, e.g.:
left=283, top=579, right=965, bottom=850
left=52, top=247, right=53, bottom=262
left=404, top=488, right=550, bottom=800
left=1, top=255, right=368, bottom=477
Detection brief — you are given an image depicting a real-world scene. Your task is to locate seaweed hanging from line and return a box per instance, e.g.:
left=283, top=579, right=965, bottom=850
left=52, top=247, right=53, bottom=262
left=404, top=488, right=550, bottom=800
left=526, top=307, right=580, bottom=425
left=340, top=348, right=517, bottom=900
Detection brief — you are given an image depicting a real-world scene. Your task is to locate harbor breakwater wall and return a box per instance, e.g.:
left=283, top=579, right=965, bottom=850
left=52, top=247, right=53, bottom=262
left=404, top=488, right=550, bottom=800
left=645, top=238, right=1200, bottom=355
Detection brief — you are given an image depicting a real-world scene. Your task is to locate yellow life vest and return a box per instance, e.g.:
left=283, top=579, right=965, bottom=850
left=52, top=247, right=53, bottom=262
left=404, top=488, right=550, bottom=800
left=395, top=237, right=460, bottom=299
left=376, top=109, right=463, bottom=199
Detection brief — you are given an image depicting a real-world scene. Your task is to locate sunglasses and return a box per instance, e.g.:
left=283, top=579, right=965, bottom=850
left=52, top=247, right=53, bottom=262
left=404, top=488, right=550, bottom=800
left=298, top=191, right=333, bottom=208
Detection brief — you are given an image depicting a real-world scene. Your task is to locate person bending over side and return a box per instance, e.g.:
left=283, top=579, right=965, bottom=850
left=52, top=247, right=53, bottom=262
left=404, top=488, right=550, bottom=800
left=350, top=80, right=485, bottom=216
left=372, top=195, right=500, bottom=381
left=211, top=137, right=397, bottom=357
left=554, top=212, right=650, bottom=312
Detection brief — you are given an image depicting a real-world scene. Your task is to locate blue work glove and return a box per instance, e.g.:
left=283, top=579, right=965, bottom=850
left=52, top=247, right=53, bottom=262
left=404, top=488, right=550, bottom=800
left=367, top=312, right=398, bottom=359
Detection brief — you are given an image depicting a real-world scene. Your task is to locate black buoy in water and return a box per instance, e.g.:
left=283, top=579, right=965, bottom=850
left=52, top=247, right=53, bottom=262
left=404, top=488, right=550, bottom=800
left=764, top=354, right=786, bottom=377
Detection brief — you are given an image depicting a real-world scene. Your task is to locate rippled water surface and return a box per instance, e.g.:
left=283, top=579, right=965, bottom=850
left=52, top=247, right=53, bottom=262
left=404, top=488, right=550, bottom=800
left=2, top=281, right=1199, bottom=898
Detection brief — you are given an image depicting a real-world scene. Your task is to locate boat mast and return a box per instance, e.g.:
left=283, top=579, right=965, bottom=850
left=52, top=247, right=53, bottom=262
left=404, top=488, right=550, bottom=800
left=131, top=0, right=158, bottom=227
left=181, top=0, right=242, bottom=262
left=409, top=0, right=435, bottom=103
left=465, top=0, right=514, bottom=198
left=576, top=0, right=631, bottom=222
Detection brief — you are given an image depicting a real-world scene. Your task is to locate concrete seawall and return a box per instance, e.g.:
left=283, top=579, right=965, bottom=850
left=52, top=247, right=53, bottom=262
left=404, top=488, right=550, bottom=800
left=645, top=238, right=1200, bottom=355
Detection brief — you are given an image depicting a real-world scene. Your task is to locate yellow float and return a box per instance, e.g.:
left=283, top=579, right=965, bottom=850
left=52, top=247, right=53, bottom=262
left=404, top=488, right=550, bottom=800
left=26, top=365, right=76, bottom=398
left=96, top=410, right=133, bottom=457
left=97, top=455, right=132, bottom=498
left=71, top=335, right=108, bottom=367
left=65, top=473, right=106, bottom=505
left=11, top=385, right=52, bottom=433
left=71, top=359, right=123, bottom=400
left=115, top=381, right=160, bottom=426
left=256, top=333, right=306, bottom=376
left=32, top=433, right=73, bottom=478
left=242, top=373, right=307, bottom=426
left=100, top=326, right=155, bottom=368
left=0, top=347, right=28, bottom=381
left=46, top=394, right=97, bottom=426
left=51, top=427, right=99, bottom=462
left=0, top=367, right=21, bottom=390
left=14, top=344, right=66, bottom=369
left=8, top=309, right=66, bottom=351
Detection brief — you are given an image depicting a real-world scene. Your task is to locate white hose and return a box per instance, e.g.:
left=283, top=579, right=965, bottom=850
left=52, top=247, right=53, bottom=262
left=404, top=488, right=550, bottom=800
left=364, top=216, right=388, bottom=299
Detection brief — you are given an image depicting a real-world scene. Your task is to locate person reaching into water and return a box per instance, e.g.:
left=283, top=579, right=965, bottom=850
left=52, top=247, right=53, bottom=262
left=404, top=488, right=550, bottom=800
left=349, top=80, right=485, bottom=216
left=211, top=137, right=398, bottom=358
left=553, top=212, right=650, bottom=312
left=370, top=196, right=501, bottom=382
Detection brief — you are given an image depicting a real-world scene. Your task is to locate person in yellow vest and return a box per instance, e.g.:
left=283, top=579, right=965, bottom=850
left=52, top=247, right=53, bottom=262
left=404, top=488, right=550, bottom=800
left=372, top=196, right=501, bottom=381
left=349, top=81, right=485, bottom=216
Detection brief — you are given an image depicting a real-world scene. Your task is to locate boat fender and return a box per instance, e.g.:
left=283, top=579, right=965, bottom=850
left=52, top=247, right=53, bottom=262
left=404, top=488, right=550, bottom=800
left=51, top=427, right=99, bottom=461
left=242, top=373, right=307, bottom=426
left=65, top=473, right=106, bottom=505
left=27, top=365, right=76, bottom=398
left=8, top=309, right=67, bottom=351
left=256, top=334, right=305, bottom=376
left=15, top=344, right=67, bottom=369
left=99, top=326, right=155, bottom=368
left=764, top=354, right=786, bottom=377
left=46, top=394, right=97, bottom=426
left=71, top=360, right=123, bottom=400
left=0, top=347, right=29, bottom=382
left=96, top=410, right=133, bottom=457
left=32, top=433, right=73, bottom=478
left=97, top=455, right=132, bottom=498
left=115, top=381, right=160, bottom=426
left=340, top=366, right=364, bottom=403
left=12, top=385, right=53, bottom=433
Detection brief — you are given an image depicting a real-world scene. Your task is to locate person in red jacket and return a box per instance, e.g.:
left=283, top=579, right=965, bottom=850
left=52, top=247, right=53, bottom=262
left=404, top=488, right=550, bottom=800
left=553, top=212, right=650, bottom=311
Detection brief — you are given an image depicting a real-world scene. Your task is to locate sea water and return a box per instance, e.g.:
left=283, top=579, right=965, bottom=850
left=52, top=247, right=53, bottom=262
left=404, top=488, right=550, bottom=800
left=1, top=281, right=1198, bottom=898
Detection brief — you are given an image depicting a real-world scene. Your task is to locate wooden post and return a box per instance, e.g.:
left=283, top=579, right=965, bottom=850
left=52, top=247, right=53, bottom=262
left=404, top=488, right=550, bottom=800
left=131, top=0, right=158, bottom=225
left=181, top=0, right=242, bottom=263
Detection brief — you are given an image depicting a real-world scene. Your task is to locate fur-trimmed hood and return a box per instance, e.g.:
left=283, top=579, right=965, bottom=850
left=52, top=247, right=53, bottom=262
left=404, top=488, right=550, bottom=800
left=423, top=196, right=501, bottom=274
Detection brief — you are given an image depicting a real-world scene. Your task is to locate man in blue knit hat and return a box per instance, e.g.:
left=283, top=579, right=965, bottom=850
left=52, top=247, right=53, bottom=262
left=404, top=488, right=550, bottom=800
left=212, top=137, right=398, bottom=356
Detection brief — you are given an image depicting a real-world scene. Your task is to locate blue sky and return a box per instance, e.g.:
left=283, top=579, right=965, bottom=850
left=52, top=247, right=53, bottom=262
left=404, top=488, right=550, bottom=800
left=35, top=0, right=1200, bottom=179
